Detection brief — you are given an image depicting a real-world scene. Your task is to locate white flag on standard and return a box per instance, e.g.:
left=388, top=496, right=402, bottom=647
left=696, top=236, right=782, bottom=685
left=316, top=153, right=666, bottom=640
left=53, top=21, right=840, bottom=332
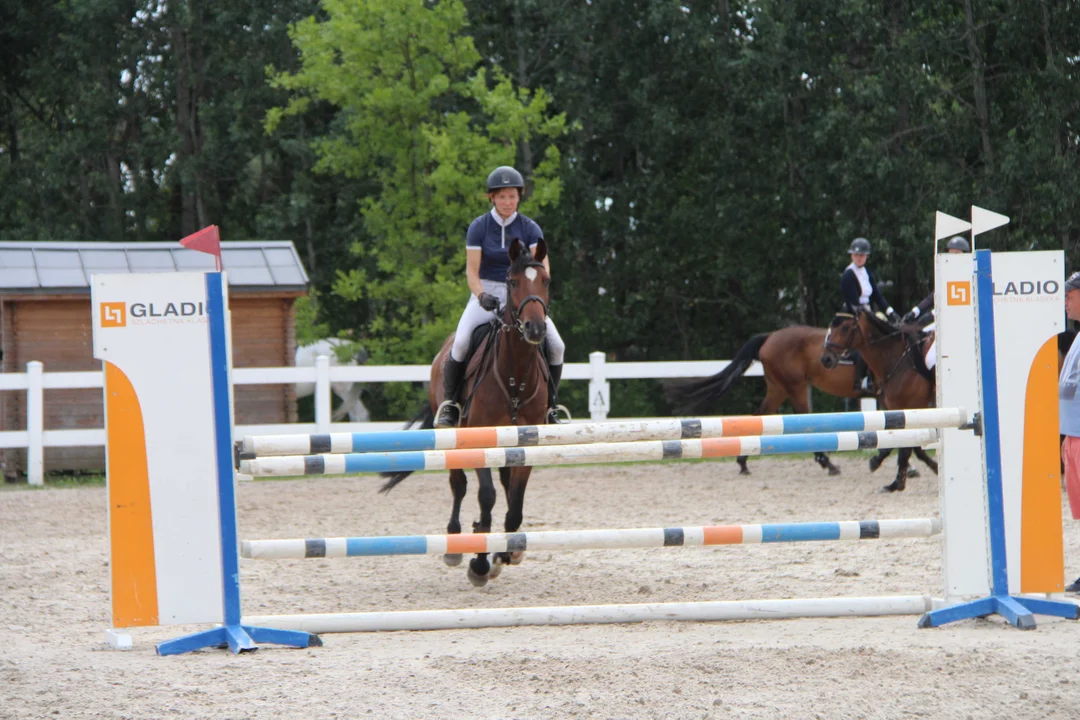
left=934, top=211, right=972, bottom=240
left=970, top=205, right=1010, bottom=237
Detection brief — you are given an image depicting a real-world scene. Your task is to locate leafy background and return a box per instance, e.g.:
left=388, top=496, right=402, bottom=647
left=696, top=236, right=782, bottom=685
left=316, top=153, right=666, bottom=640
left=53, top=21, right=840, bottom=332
left=3, top=0, right=1078, bottom=417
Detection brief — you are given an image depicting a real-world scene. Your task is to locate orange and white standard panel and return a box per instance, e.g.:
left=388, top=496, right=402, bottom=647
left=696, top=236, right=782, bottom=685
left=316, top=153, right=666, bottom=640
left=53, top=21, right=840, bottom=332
left=937, top=251, right=1065, bottom=598
left=93, top=272, right=228, bottom=628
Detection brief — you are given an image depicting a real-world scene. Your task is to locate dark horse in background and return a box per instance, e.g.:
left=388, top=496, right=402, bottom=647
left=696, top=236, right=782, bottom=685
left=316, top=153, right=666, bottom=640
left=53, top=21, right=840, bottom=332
left=665, top=325, right=879, bottom=476
left=379, top=238, right=552, bottom=587
left=820, top=309, right=937, bottom=492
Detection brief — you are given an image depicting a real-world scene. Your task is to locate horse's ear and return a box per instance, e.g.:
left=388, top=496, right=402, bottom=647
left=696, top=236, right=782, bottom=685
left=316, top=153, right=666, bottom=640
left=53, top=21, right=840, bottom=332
left=507, top=237, right=523, bottom=263
left=532, top=238, right=547, bottom=264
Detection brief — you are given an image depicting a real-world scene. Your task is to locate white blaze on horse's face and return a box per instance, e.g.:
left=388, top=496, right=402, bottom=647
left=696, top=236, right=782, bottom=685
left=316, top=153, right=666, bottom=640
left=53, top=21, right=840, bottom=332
left=524, top=267, right=537, bottom=281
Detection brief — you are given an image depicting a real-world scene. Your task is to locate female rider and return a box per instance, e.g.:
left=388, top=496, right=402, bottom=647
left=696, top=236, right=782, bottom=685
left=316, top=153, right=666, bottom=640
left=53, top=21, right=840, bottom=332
left=840, top=237, right=899, bottom=321
left=840, top=237, right=899, bottom=392
left=434, top=166, right=567, bottom=428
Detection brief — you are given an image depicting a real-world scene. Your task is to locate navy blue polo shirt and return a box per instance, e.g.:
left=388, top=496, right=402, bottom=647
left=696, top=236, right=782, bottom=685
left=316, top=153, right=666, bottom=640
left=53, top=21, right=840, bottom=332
left=466, top=211, right=544, bottom=281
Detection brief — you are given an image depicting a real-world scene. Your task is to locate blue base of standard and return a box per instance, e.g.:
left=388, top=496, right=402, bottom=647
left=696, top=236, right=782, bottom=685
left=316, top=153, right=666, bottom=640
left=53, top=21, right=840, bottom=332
left=918, top=595, right=1079, bottom=630
left=156, top=624, right=322, bottom=656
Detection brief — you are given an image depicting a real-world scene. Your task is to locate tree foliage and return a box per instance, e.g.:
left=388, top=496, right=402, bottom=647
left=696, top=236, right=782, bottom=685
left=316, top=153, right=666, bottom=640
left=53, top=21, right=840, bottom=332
left=267, top=0, right=565, bottom=364
left=3, top=0, right=1080, bottom=417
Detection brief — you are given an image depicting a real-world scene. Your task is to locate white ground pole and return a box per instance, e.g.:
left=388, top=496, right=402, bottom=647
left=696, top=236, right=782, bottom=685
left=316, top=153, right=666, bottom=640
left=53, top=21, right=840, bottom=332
left=243, top=596, right=937, bottom=634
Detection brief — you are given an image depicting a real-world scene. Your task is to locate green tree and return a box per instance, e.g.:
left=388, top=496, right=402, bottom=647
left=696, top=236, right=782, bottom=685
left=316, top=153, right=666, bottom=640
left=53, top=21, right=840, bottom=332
left=267, top=0, right=566, bottom=367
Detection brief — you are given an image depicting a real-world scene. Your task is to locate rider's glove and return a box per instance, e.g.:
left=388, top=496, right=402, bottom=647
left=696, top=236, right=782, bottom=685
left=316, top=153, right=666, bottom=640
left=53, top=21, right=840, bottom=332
left=477, top=292, right=499, bottom=311
left=886, top=308, right=901, bottom=325
left=902, top=308, right=919, bottom=325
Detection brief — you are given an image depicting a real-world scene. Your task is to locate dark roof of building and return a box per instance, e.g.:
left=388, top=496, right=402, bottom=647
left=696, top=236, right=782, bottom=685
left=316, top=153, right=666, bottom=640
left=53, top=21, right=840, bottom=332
left=0, top=240, right=309, bottom=295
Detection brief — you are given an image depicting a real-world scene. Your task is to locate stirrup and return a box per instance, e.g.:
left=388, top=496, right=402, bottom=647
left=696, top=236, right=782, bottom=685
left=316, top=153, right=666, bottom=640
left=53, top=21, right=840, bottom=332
left=434, top=400, right=462, bottom=428
left=547, top=404, right=572, bottom=425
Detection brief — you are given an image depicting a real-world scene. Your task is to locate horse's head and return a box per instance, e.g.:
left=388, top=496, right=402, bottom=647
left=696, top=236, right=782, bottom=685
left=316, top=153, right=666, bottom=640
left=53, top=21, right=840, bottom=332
left=506, top=237, right=550, bottom=345
left=820, top=311, right=862, bottom=369
left=822, top=308, right=900, bottom=369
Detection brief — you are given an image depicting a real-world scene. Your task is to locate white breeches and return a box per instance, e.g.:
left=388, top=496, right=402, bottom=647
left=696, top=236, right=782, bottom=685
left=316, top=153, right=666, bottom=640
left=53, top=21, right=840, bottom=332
left=450, top=279, right=565, bottom=365
left=922, top=322, right=936, bottom=371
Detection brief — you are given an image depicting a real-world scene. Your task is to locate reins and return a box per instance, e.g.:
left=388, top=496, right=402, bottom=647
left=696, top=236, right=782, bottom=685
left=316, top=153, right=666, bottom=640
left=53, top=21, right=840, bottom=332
left=824, top=312, right=921, bottom=390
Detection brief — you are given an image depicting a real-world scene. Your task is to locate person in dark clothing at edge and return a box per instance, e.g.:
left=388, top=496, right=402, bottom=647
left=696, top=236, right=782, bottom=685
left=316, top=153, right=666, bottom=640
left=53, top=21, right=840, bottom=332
left=899, top=235, right=971, bottom=374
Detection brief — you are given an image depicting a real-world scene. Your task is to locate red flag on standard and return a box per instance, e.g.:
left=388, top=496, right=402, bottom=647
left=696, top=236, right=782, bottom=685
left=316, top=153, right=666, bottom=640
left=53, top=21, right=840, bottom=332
left=179, top=225, right=222, bottom=271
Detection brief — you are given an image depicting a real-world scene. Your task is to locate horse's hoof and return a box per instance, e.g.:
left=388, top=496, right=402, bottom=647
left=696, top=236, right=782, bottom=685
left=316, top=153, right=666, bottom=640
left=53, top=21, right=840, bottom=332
left=882, top=482, right=905, bottom=493
left=443, top=553, right=463, bottom=567
left=467, top=566, right=489, bottom=587
left=827, top=466, right=841, bottom=476
left=869, top=457, right=883, bottom=473
left=509, top=551, right=525, bottom=565
left=907, top=468, right=920, bottom=479
left=739, top=468, right=751, bottom=476
left=489, top=556, right=505, bottom=579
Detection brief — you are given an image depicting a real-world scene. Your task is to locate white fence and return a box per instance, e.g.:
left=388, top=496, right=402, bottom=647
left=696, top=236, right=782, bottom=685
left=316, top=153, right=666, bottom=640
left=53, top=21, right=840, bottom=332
left=0, top=352, right=764, bottom=485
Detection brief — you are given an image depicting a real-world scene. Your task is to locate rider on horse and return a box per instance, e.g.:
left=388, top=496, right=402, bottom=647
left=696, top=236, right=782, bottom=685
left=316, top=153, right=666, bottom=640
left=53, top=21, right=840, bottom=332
left=840, top=237, right=900, bottom=391
left=434, top=165, right=567, bottom=428
left=900, top=235, right=970, bottom=372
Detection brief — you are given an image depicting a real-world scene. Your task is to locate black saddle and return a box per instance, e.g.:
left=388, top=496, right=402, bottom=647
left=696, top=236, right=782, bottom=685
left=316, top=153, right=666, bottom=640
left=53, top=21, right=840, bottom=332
left=469, top=320, right=497, bottom=353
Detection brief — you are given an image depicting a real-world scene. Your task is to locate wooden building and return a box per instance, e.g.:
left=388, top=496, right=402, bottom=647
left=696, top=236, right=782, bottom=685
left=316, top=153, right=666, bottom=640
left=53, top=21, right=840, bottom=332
left=0, top=241, right=309, bottom=479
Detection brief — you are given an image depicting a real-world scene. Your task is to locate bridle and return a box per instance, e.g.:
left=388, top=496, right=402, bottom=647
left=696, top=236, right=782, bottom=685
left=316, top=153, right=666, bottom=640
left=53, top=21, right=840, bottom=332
left=502, top=259, right=549, bottom=336
left=822, top=312, right=860, bottom=358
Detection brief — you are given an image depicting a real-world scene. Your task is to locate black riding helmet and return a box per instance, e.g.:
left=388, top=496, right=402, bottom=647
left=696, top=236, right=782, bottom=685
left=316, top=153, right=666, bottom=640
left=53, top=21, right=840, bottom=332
left=1066, top=271, right=1080, bottom=293
left=848, top=237, right=871, bottom=255
left=945, top=236, right=971, bottom=252
left=486, top=166, right=524, bottom=192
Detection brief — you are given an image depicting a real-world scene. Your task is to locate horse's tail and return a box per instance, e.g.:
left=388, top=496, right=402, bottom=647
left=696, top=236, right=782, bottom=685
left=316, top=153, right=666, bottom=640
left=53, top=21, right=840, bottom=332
left=378, top=403, right=436, bottom=493
left=664, top=333, right=770, bottom=415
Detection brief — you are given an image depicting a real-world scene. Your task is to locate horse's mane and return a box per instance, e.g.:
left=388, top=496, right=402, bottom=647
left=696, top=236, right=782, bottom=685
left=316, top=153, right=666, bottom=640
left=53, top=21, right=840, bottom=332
left=860, top=308, right=923, bottom=341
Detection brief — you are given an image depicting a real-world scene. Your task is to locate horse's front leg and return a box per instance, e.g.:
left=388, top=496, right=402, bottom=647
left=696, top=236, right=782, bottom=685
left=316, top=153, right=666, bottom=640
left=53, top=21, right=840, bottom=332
left=443, top=469, right=467, bottom=567
left=813, top=452, right=841, bottom=476
left=490, top=466, right=531, bottom=578
left=912, top=446, right=938, bottom=474
left=467, top=468, right=497, bottom=587
left=883, top=447, right=911, bottom=492
left=869, top=448, right=891, bottom=473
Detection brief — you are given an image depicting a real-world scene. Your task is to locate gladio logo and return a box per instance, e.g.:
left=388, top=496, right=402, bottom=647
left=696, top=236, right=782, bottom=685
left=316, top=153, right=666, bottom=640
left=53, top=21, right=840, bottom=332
left=946, top=281, right=970, bottom=306
left=101, top=302, right=127, bottom=327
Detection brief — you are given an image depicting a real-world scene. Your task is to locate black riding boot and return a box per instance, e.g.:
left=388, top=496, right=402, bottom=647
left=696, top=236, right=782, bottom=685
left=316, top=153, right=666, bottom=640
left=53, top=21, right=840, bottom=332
left=546, top=363, right=569, bottom=424
left=435, top=357, right=467, bottom=428
left=852, top=353, right=873, bottom=395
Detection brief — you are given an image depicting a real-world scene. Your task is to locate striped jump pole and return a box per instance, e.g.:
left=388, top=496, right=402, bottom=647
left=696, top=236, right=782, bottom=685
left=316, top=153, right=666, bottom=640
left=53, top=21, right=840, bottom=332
left=238, top=427, right=940, bottom=478
left=242, top=595, right=937, bottom=634
left=239, top=407, right=967, bottom=457
left=241, top=518, right=941, bottom=560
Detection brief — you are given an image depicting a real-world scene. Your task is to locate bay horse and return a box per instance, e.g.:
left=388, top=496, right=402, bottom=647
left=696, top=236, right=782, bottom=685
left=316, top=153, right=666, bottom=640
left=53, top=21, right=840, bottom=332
left=820, top=309, right=937, bottom=492
left=665, top=326, right=871, bottom=475
left=379, top=238, right=552, bottom=587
